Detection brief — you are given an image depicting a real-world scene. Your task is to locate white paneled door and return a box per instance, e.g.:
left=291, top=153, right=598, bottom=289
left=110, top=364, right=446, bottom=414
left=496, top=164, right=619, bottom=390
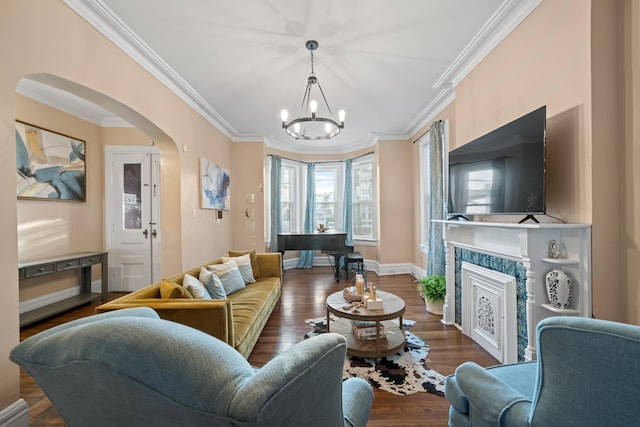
left=105, top=146, right=161, bottom=291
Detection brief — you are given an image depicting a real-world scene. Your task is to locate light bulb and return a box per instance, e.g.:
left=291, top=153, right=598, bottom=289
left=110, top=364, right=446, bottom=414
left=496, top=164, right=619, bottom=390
left=280, top=109, right=289, bottom=122
left=325, top=123, right=332, bottom=134
left=338, top=109, right=346, bottom=122
left=309, top=100, right=318, bottom=113
left=293, top=123, right=300, bottom=134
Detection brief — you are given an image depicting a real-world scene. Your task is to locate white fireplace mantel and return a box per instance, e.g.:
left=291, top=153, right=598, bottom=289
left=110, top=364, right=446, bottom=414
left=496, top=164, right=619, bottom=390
left=435, top=220, right=591, bottom=361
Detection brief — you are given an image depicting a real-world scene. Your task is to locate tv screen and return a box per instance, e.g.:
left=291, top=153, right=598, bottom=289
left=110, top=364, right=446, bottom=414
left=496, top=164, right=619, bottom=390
left=448, top=106, right=546, bottom=218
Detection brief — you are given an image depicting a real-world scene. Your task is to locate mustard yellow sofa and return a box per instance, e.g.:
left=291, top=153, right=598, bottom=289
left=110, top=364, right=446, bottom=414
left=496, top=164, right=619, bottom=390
left=96, top=252, right=282, bottom=358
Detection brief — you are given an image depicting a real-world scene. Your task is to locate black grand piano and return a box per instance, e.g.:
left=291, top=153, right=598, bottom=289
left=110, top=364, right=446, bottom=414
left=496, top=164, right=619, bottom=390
left=277, top=232, right=352, bottom=281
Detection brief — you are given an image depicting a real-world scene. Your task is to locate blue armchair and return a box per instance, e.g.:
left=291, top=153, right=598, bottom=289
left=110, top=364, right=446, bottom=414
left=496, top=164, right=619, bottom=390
left=11, top=307, right=374, bottom=427
left=445, top=316, right=640, bottom=427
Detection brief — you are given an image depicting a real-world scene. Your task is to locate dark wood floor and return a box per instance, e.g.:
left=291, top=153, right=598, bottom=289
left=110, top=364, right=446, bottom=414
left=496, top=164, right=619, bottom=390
left=19, top=267, right=498, bottom=427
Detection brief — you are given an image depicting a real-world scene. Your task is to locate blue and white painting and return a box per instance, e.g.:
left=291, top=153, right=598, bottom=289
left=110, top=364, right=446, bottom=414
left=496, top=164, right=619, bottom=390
left=16, top=121, right=86, bottom=201
left=200, top=157, right=230, bottom=210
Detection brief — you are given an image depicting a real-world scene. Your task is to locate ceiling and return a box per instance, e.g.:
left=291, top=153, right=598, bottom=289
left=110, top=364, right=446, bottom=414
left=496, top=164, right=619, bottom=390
left=20, top=0, right=541, bottom=154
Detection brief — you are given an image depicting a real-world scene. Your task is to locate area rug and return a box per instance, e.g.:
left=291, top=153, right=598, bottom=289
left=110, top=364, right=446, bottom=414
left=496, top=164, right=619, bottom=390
left=304, top=317, right=446, bottom=396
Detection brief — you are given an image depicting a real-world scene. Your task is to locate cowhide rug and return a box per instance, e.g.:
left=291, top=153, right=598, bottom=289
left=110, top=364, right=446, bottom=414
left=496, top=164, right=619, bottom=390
left=304, top=317, right=446, bottom=396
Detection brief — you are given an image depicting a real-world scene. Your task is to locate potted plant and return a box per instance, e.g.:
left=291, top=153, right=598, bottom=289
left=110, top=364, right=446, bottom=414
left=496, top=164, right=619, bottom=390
left=416, top=275, right=446, bottom=315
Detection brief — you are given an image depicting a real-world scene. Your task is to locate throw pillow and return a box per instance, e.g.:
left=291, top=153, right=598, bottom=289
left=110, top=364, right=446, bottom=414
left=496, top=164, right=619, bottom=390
left=199, top=267, right=227, bottom=299
left=228, top=249, right=261, bottom=279
left=183, top=274, right=212, bottom=299
left=221, top=253, right=255, bottom=284
left=208, top=260, right=246, bottom=295
left=160, top=279, right=193, bottom=299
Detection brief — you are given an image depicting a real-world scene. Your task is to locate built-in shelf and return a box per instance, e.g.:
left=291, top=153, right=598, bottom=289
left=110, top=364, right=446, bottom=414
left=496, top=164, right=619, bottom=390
left=436, top=220, right=591, bottom=362
left=541, top=303, right=581, bottom=315
left=541, top=257, right=580, bottom=265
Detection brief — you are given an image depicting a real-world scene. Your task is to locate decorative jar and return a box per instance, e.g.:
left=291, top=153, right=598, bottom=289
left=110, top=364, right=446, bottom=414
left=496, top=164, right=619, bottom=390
left=545, top=269, right=572, bottom=309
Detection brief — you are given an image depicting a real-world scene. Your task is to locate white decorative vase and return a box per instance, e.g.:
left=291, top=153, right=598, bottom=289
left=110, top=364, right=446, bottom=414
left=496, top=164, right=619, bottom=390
left=425, top=299, right=444, bottom=316
left=545, top=269, right=572, bottom=309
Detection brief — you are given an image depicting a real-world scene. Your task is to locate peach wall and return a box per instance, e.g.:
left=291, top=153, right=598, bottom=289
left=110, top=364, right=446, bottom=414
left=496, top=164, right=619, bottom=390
left=377, top=140, right=413, bottom=265
left=16, top=95, right=104, bottom=299
left=232, top=142, right=267, bottom=252
left=0, top=0, right=232, bottom=410
left=590, top=0, right=624, bottom=320
left=455, top=0, right=592, bottom=225
left=411, top=0, right=635, bottom=322
left=622, top=0, right=640, bottom=324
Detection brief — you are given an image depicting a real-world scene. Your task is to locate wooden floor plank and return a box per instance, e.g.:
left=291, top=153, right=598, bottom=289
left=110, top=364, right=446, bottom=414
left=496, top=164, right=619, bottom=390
left=18, top=267, right=498, bottom=426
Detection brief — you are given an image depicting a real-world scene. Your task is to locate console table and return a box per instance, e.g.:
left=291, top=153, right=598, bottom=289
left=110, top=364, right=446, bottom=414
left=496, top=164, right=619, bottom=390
left=19, top=251, right=108, bottom=326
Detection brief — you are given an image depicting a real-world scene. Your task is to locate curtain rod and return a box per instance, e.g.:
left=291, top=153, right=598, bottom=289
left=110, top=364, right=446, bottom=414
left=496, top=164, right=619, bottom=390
left=412, top=120, right=443, bottom=144
left=267, top=151, right=374, bottom=164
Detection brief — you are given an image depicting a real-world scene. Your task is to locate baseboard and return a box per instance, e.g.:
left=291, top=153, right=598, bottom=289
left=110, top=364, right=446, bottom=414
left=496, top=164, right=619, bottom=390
left=282, top=256, right=418, bottom=278
left=0, top=399, right=29, bottom=427
left=19, top=280, right=102, bottom=314
left=376, top=262, right=413, bottom=276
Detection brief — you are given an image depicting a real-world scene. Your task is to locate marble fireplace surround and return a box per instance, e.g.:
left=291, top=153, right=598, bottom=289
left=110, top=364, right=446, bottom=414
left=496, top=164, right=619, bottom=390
left=435, top=220, right=591, bottom=361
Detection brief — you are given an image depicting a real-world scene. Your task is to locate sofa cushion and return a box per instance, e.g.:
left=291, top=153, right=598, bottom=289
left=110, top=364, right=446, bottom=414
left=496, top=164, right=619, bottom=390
left=228, top=249, right=261, bottom=279
left=208, top=260, right=246, bottom=295
left=222, top=253, right=255, bottom=284
left=183, top=274, right=212, bottom=299
left=228, top=277, right=281, bottom=356
left=160, top=279, right=193, bottom=299
left=199, top=267, right=227, bottom=299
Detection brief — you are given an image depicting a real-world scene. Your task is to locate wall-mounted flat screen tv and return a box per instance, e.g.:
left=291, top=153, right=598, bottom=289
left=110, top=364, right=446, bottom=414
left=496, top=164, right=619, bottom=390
left=448, top=106, right=546, bottom=220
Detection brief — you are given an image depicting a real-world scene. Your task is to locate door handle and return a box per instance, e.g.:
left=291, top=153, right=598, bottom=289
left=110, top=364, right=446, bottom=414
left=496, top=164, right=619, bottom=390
left=143, top=229, right=148, bottom=239
left=151, top=229, right=157, bottom=238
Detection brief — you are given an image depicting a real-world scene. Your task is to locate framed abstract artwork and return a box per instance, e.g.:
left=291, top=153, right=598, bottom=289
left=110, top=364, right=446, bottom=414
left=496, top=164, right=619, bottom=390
left=15, top=121, right=86, bottom=201
left=200, top=157, right=230, bottom=210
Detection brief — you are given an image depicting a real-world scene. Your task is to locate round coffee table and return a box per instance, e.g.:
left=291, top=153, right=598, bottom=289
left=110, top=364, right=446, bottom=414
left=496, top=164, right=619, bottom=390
left=326, top=289, right=406, bottom=358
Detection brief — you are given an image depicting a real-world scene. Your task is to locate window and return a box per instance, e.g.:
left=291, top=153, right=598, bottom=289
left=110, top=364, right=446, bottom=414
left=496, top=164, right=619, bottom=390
left=314, top=165, right=341, bottom=230
left=352, top=155, right=374, bottom=240
left=267, top=154, right=376, bottom=243
left=419, top=132, right=431, bottom=253
left=280, top=164, right=294, bottom=232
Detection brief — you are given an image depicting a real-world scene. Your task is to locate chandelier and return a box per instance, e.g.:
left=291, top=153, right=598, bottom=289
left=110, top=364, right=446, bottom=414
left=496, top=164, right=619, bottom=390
left=280, top=40, right=345, bottom=140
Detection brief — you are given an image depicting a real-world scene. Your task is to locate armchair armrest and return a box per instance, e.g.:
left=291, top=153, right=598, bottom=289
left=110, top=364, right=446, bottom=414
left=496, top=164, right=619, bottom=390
left=455, top=362, right=532, bottom=427
left=231, top=333, right=372, bottom=426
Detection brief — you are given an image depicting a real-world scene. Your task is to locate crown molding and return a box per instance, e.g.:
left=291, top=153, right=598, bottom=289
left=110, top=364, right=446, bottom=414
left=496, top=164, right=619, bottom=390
left=388, top=86, right=456, bottom=141
left=432, top=0, right=543, bottom=90
left=63, top=0, right=237, bottom=139
left=60, top=0, right=542, bottom=146
left=16, top=78, right=132, bottom=127
left=387, top=0, right=542, bottom=142
left=264, top=133, right=378, bottom=155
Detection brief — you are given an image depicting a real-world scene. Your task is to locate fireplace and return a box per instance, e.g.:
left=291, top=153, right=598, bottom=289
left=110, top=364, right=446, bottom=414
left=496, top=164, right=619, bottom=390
left=436, top=220, right=591, bottom=362
left=461, top=262, right=517, bottom=363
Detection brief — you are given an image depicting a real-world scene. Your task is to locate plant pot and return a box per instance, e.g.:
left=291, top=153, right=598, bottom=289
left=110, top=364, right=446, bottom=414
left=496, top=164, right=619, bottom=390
left=425, top=299, right=444, bottom=316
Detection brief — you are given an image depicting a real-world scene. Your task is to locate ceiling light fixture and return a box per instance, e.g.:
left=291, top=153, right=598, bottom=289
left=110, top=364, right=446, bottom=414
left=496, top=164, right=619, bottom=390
left=281, top=40, right=345, bottom=140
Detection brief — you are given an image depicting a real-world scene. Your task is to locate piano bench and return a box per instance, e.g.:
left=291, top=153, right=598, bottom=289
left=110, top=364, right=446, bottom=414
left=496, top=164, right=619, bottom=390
left=344, top=252, right=364, bottom=281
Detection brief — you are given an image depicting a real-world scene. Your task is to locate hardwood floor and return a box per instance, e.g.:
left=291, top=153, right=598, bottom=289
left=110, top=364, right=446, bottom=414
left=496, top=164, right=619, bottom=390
left=19, top=267, right=498, bottom=426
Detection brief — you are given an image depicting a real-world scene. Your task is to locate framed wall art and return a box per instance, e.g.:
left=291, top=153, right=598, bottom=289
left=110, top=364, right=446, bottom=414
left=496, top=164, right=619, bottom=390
left=200, top=156, right=230, bottom=210
left=15, top=121, right=86, bottom=201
